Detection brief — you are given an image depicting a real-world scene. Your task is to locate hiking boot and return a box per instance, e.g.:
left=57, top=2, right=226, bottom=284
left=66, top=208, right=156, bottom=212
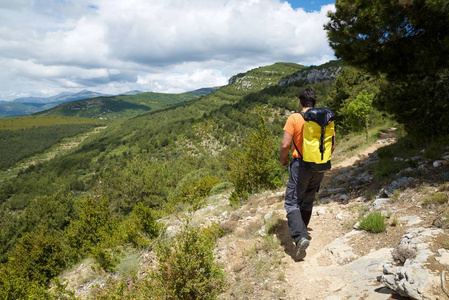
left=295, top=237, right=310, bottom=260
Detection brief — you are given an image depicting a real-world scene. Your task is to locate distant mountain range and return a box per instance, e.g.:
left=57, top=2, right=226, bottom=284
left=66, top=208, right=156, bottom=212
left=12, top=90, right=109, bottom=104
left=0, top=87, right=220, bottom=118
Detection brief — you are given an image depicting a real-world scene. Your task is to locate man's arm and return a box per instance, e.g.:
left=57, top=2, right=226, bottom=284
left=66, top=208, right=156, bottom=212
left=279, top=131, right=293, bottom=167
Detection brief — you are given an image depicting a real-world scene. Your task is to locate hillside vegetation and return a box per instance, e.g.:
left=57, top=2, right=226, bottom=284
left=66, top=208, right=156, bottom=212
left=0, top=116, right=103, bottom=171
left=0, top=60, right=402, bottom=299
left=37, top=92, right=200, bottom=120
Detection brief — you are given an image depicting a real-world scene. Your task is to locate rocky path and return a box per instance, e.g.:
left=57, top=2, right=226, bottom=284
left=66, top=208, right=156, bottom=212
left=277, top=128, right=449, bottom=300
left=280, top=129, right=400, bottom=300
left=214, top=127, right=448, bottom=299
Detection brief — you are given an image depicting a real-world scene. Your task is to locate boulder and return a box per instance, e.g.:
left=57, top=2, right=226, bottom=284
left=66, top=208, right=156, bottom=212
left=379, top=228, right=444, bottom=300
left=372, top=198, right=390, bottom=209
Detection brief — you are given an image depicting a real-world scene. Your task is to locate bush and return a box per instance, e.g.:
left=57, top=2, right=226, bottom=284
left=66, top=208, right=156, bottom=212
left=65, top=194, right=117, bottom=254
left=229, top=190, right=248, bottom=208
left=131, top=202, right=160, bottom=238
left=228, top=111, right=283, bottom=204
left=149, top=223, right=226, bottom=299
left=0, top=269, right=53, bottom=300
left=91, top=247, right=119, bottom=272
left=6, top=228, right=69, bottom=285
left=358, top=212, right=386, bottom=233
left=179, top=175, right=221, bottom=208
left=210, top=181, right=233, bottom=195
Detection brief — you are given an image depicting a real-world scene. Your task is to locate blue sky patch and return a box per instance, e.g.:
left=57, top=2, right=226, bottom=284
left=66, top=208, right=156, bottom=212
left=286, top=0, right=334, bottom=12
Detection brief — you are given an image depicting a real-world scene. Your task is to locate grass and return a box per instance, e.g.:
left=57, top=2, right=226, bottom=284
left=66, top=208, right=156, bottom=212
left=350, top=204, right=369, bottom=217
left=441, top=239, right=449, bottom=250
left=358, top=211, right=386, bottom=233
left=241, top=234, right=284, bottom=293
left=391, top=216, right=399, bottom=227
left=115, top=249, right=141, bottom=280
left=372, top=132, right=449, bottom=180
left=390, top=190, right=401, bottom=202
left=227, top=214, right=285, bottom=299
left=424, top=192, right=448, bottom=205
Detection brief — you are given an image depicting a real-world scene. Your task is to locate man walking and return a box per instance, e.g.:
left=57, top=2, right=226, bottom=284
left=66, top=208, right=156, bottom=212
left=279, top=88, right=335, bottom=260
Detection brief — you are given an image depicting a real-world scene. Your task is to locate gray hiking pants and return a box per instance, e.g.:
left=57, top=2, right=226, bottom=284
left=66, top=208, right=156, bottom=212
left=284, top=159, right=324, bottom=242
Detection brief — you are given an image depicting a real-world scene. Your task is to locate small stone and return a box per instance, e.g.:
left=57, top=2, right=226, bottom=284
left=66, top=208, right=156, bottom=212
left=339, top=194, right=350, bottom=201
left=258, top=225, right=266, bottom=237
left=316, top=207, right=327, bottom=215
left=383, top=262, right=394, bottom=275
left=433, top=161, right=442, bottom=168
left=336, top=212, right=345, bottom=221
left=319, top=197, right=333, bottom=204
left=372, top=198, right=389, bottom=209
left=264, top=211, right=273, bottom=222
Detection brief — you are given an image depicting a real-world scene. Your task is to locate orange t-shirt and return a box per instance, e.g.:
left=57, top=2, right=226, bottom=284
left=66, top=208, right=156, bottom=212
left=283, top=113, right=305, bottom=159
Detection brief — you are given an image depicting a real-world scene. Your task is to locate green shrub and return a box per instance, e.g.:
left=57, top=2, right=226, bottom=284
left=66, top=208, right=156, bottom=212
left=229, top=190, right=248, bottom=208
left=358, top=212, right=386, bottom=233
left=228, top=112, right=283, bottom=203
left=180, top=175, right=221, bottom=208
left=65, top=194, right=117, bottom=254
left=131, top=202, right=160, bottom=238
left=0, top=268, right=53, bottom=300
left=149, top=223, right=226, bottom=299
left=92, top=247, right=119, bottom=272
left=391, top=217, right=399, bottom=227
left=7, top=228, right=69, bottom=285
left=210, top=181, right=233, bottom=195
left=440, top=172, right=449, bottom=181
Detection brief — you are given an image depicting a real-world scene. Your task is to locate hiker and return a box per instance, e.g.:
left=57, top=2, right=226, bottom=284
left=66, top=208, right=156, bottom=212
left=279, top=88, right=336, bottom=260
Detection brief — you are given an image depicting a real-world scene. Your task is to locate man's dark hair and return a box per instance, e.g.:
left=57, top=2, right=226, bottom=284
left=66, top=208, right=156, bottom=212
left=299, top=88, right=316, bottom=108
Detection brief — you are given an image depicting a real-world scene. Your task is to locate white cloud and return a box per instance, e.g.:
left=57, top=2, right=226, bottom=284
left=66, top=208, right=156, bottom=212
left=0, top=0, right=335, bottom=100
left=137, top=68, right=228, bottom=93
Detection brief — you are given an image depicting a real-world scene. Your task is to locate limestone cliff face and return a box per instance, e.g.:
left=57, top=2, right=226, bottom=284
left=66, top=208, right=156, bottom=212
left=228, top=73, right=246, bottom=86
left=278, top=66, right=342, bottom=86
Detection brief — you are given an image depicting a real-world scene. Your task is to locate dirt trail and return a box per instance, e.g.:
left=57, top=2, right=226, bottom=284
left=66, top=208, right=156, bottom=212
left=279, top=128, right=400, bottom=300
left=216, top=128, right=404, bottom=299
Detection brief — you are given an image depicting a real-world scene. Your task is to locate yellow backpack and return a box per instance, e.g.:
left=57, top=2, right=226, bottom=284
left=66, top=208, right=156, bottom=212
left=293, top=108, right=335, bottom=171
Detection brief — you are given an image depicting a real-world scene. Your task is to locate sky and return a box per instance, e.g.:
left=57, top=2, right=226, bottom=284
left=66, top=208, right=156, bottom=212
left=0, top=0, right=335, bottom=101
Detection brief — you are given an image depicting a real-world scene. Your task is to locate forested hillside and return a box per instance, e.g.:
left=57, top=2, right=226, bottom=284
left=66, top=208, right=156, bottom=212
left=0, top=60, right=396, bottom=298
left=0, top=117, right=103, bottom=171
left=37, top=92, right=200, bottom=120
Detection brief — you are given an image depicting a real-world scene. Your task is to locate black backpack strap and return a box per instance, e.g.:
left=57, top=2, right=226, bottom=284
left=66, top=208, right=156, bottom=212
left=320, top=126, right=325, bottom=160
left=292, top=140, right=303, bottom=159
left=292, top=112, right=305, bottom=159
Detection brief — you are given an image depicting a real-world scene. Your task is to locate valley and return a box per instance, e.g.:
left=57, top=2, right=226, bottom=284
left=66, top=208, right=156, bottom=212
left=0, top=59, right=447, bottom=300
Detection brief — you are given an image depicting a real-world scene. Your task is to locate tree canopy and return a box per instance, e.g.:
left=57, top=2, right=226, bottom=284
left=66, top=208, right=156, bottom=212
left=325, top=0, right=449, bottom=139
left=325, top=0, right=449, bottom=79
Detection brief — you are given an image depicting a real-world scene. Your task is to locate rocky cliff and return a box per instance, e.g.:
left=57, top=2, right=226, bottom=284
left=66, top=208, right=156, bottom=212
left=278, top=65, right=342, bottom=86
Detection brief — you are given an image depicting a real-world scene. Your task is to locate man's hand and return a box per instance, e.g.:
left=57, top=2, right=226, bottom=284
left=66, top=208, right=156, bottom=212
left=280, top=159, right=289, bottom=167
